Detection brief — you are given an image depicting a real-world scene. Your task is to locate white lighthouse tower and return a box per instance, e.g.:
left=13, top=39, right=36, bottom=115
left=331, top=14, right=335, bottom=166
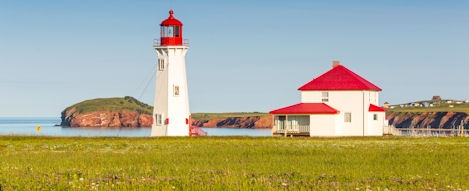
left=151, top=10, right=190, bottom=136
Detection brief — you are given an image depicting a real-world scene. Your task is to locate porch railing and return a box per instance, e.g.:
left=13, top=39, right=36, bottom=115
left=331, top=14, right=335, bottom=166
left=153, top=38, right=190, bottom=47
left=273, top=125, right=310, bottom=134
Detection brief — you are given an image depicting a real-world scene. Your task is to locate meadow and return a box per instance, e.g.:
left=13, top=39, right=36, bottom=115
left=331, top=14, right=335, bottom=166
left=1, top=136, right=468, bottom=190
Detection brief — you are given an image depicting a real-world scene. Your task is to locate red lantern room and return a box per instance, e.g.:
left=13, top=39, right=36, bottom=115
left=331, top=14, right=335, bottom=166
left=160, top=10, right=183, bottom=46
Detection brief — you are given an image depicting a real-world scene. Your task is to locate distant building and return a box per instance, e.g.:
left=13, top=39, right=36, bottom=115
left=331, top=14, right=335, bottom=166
left=432, top=96, right=441, bottom=102
left=383, top=102, right=390, bottom=108
left=270, top=61, right=386, bottom=137
left=422, top=102, right=430, bottom=107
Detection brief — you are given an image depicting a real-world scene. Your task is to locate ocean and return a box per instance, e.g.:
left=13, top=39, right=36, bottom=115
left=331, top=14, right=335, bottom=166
left=0, top=117, right=271, bottom=137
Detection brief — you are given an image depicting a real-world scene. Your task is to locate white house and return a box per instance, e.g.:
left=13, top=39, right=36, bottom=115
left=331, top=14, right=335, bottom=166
left=270, top=61, right=386, bottom=137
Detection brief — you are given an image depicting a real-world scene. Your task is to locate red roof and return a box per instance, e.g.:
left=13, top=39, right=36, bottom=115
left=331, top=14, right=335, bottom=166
left=298, top=65, right=382, bottom=91
left=161, top=10, right=183, bottom=26
left=269, top=103, right=339, bottom=115
left=369, top=104, right=386, bottom=112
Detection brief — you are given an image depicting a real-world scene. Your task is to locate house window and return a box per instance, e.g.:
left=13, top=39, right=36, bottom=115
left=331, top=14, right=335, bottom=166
left=155, top=114, right=163, bottom=125
left=158, top=58, right=165, bottom=71
left=373, top=114, right=378, bottom=120
left=321, top=92, right=329, bottom=102
left=174, top=85, right=180, bottom=96
left=344, top=112, right=352, bottom=123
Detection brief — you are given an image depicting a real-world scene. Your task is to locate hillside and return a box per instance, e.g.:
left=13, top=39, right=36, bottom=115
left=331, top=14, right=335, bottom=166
left=63, top=96, right=153, bottom=115
left=191, top=112, right=272, bottom=128
left=60, top=97, right=271, bottom=128
left=387, top=99, right=469, bottom=114
left=191, top=113, right=272, bottom=129
left=61, top=96, right=153, bottom=128
left=386, top=99, right=469, bottom=128
left=191, top=112, right=270, bottom=120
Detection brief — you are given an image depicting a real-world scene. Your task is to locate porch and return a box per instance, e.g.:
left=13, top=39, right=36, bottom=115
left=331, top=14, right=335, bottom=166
left=272, top=115, right=310, bottom=137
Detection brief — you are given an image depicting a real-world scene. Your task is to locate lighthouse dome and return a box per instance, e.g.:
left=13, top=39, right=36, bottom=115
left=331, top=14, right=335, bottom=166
left=160, top=10, right=183, bottom=26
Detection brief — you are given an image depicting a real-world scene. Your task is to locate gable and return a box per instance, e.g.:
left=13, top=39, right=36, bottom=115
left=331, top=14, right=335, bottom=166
left=298, top=65, right=382, bottom=91
left=369, top=104, right=386, bottom=112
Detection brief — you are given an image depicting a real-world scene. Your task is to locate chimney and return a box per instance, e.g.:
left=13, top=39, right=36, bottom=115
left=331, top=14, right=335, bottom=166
left=332, top=60, right=340, bottom=68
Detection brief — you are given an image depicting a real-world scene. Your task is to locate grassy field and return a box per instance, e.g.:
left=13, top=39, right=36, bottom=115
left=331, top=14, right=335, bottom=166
left=1, top=136, right=468, bottom=190
left=191, top=112, right=269, bottom=120
left=64, top=96, right=153, bottom=115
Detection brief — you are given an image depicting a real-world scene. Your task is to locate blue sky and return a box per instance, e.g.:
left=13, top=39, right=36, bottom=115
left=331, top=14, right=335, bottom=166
left=1, top=0, right=468, bottom=117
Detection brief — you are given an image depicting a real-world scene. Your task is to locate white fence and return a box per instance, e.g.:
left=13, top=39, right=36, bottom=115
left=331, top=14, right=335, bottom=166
left=385, top=125, right=468, bottom=137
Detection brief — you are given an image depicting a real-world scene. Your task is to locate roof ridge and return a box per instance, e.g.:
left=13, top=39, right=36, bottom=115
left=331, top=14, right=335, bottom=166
left=298, top=64, right=381, bottom=91
left=339, top=65, right=380, bottom=89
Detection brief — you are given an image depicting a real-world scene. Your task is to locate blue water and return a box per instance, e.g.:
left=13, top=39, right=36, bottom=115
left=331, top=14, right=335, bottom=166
left=0, top=118, right=271, bottom=137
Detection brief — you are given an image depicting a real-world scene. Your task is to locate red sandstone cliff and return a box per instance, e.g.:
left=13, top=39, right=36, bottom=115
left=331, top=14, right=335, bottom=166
left=387, top=111, right=469, bottom=128
left=191, top=115, right=272, bottom=128
left=61, top=107, right=152, bottom=128
left=62, top=108, right=271, bottom=128
left=61, top=96, right=273, bottom=128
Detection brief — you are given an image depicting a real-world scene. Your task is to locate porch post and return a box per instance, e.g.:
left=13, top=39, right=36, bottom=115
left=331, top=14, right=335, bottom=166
left=284, top=115, right=288, bottom=137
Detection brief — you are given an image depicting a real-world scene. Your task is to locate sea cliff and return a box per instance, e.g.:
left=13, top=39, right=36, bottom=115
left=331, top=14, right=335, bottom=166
left=191, top=115, right=272, bottom=128
left=61, top=97, right=271, bottom=128
left=61, top=97, right=469, bottom=129
left=387, top=111, right=469, bottom=128
left=61, top=109, right=153, bottom=128
left=61, top=97, right=153, bottom=128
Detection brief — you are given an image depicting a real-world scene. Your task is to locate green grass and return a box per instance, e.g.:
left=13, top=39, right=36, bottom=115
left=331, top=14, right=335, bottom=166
left=1, top=136, right=468, bottom=190
left=388, top=106, right=469, bottom=114
left=387, top=100, right=469, bottom=114
left=191, top=112, right=269, bottom=120
left=64, top=96, right=153, bottom=115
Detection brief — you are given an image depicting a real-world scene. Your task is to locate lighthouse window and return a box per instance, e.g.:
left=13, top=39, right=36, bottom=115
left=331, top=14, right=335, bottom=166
left=174, top=85, right=180, bottom=96
left=168, top=27, right=173, bottom=36
left=161, top=26, right=179, bottom=37
left=174, top=26, right=180, bottom=37
left=158, top=59, right=165, bottom=71
left=155, top=114, right=163, bottom=125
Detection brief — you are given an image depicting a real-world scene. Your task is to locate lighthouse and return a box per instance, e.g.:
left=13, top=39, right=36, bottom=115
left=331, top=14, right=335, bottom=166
left=151, top=10, right=190, bottom=136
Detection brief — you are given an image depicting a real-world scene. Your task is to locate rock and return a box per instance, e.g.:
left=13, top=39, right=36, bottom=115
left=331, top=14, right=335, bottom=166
left=387, top=111, right=469, bottom=128
left=61, top=97, right=272, bottom=128
left=60, top=97, right=153, bottom=128
left=191, top=115, right=272, bottom=128
left=61, top=109, right=152, bottom=128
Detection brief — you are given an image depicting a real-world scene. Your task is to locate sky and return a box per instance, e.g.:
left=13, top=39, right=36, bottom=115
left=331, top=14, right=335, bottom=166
left=1, top=0, right=468, bottom=117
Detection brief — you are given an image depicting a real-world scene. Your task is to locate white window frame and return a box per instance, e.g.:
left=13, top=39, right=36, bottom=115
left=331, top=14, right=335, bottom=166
left=344, top=112, right=352, bottom=123
left=173, top=85, right=180, bottom=96
left=155, top=114, right=163, bottom=125
left=321, top=92, right=329, bottom=102
left=158, top=58, right=165, bottom=71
